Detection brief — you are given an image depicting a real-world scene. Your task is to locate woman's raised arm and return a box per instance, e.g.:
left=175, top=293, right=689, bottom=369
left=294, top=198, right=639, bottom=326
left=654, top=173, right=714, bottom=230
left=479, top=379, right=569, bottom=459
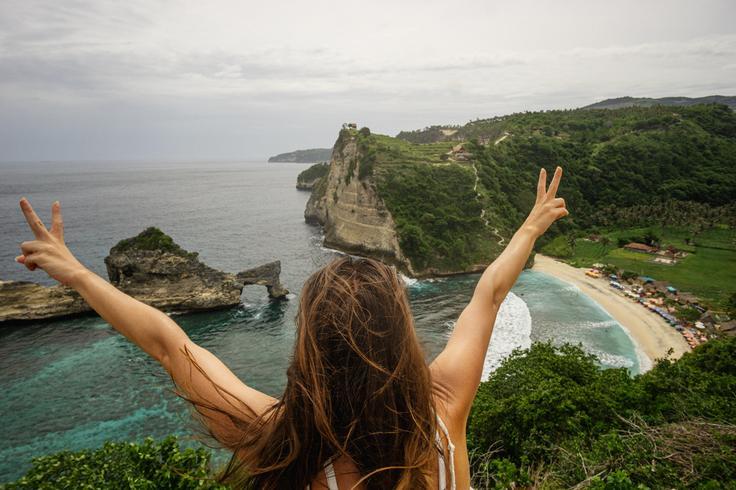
left=16, top=199, right=276, bottom=443
left=430, top=167, right=568, bottom=418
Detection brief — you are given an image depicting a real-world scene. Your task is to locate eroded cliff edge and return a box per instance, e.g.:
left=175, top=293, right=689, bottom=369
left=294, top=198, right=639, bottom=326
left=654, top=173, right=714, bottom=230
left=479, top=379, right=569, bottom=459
left=0, top=228, right=288, bottom=323
left=305, top=129, right=415, bottom=273
left=304, top=125, right=512, bottom=277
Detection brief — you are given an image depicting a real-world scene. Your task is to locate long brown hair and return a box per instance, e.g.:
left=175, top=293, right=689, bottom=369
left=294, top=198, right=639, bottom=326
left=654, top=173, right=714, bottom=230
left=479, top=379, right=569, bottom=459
left=189, top=256, right=440, bottom=489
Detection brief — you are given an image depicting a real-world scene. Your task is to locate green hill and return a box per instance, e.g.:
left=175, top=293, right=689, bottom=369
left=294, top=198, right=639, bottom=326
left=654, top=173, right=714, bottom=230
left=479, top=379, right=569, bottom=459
left=390, top=104, right=736, bottom=264
left=310, top=104, right=736, bottom=308
left=268, top=148, right=332, bottom=163
left=584, top=95, right=736, bottom=111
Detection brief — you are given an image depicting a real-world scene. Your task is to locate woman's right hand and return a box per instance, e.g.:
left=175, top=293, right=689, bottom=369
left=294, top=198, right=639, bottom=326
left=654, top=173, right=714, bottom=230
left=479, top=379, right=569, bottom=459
left=16, top=198, right=89, bottom=287
left=522, top=166, right=569, bottom=238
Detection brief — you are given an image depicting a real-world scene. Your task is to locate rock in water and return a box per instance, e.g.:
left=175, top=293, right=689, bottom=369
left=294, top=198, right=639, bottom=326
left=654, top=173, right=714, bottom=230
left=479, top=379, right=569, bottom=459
left=236, top=261, right=289, bottom=299
left=105, top=227, right=288, bottom=312
left=0, top=227, right=288, bottom=323
left=0, top=280, right=91, bottom=321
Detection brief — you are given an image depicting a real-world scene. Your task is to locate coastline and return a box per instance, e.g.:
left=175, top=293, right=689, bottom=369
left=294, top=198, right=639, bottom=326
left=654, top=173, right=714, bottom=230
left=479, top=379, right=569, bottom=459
left=532, top=254, right=690, bottom=369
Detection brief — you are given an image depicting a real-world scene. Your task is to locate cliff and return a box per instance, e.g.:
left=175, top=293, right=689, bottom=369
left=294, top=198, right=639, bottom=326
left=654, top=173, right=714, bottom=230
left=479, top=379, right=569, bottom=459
left=305, top=129, right=502, bottom=276
left=105, top=228, right=289, bottom=313
left=305, top=130, right=413, bottom=271
left=268, top=148, right=332, bottom=163
left=0, top=228, right=288, bottom=323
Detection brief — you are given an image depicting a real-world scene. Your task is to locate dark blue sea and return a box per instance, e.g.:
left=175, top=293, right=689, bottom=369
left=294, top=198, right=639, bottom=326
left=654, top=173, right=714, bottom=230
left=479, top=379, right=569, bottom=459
left=0, top=161, right=640, bottom=482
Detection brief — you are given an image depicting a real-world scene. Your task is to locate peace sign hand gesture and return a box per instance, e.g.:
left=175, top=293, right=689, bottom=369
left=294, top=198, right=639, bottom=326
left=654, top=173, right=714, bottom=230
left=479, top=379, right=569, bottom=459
left=522, top=166, right=569, bottom=238
left=16, top=198, right=88, bottom=287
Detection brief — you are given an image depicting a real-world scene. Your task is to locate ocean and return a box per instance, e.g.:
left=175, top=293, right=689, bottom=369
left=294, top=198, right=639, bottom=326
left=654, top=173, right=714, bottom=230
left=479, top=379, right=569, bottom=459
left=0, top=161, right=641, bottom=482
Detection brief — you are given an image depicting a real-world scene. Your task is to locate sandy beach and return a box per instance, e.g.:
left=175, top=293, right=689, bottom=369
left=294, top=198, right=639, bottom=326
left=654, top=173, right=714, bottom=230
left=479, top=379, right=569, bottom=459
left=532, top=254, right=690, bottom=368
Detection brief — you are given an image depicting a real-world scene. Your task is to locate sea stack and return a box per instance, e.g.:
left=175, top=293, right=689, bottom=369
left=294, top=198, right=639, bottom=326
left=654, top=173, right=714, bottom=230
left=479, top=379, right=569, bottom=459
left=0, top=227, right=288, bottom=323
left=104, top=227, right=289, bottom=313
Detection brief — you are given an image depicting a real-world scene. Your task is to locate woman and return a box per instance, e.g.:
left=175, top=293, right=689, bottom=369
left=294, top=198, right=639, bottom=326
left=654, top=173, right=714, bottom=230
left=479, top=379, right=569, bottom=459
left=15, top=167, right=567, bottom=489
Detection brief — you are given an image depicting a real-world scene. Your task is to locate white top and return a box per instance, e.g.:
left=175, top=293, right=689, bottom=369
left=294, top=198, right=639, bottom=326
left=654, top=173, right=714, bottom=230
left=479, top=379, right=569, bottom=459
left=308, top=413, right=456, bottom=490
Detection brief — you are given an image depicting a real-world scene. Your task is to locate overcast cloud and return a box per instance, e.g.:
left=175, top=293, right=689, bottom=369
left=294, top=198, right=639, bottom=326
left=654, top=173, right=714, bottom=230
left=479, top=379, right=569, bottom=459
left=1, top=0, right=735, bottom=161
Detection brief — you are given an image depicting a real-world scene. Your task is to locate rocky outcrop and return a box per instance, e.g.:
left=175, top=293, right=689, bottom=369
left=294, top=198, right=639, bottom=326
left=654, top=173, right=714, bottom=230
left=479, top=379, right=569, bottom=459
left=0, top=281, right=91, bottom=322
left=304, top=130, right=413, bottom=273
left=237, top=261, right=289, bottom=299
left=0, top=228, right=288, bottom=323
left=105, top=228, right=289, bottom=313
left=297, top=179, right=319, bottom=190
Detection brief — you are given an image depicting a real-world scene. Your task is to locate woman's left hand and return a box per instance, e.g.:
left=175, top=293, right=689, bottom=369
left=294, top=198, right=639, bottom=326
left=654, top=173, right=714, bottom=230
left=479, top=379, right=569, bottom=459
left=16, top=198, right=89, bottom=287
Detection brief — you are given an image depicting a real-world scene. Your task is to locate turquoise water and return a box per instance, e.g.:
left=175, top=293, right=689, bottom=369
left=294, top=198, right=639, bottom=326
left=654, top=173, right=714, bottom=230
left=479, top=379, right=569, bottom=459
left=0, top=161, right=640, bottom=482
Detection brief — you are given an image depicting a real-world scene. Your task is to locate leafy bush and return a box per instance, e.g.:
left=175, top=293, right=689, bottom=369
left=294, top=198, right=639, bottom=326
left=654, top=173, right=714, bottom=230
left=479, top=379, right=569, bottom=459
left=2, top=436, right=227, bottom=490
left=296, top=162, right=329, bottom=184
left=110, top=227, right=191, bottom=256
left=468, top=337, right=736, bottom=488
left=468, top=343, right=640, bottom=462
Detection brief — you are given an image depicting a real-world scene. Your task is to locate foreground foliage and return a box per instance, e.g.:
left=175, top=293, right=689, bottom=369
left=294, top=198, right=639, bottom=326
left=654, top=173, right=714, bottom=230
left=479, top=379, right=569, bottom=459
left=1, top=437, right=226, bottom=490
left=6, top=339, right=735, bottom=489
left=468, top=338, right=736, bottom=488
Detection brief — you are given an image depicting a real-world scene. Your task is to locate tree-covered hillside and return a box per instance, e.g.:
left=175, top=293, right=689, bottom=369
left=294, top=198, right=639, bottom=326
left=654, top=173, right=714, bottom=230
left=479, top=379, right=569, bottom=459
left=584, top=95, right=736, bottom=110
left=384, top=104, right=736, bottom=275
left=268, top=148, right=332, bottom=163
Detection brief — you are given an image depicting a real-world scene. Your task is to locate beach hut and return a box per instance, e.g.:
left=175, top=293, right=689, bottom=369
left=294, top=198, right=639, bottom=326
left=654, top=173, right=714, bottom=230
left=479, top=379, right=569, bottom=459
left=624, top=242, right=656, bottom=253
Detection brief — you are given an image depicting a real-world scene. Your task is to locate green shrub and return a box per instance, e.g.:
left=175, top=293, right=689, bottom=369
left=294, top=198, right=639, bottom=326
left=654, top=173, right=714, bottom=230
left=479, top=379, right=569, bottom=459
left=467, top=337, right=736, bottom=488
left=468, top=343, right=640, bottom=462
left=2, top=436, right=227, bottom=490
left=296, top=162, right=329, bottom=183
left=111, top=227, right=191, bottom=256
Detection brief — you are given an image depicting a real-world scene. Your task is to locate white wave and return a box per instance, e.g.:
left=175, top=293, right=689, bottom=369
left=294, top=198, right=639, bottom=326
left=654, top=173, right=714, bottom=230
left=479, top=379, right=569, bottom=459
left=608, top=322, right=653, bottom=373
left=320, top=245, right=347, bottom=255
left=481, top=292, right=533, bottom=379
left=445, top=292, right=532, bottom=380
left=588, top=349, right=635, bottom=369
left=576, top=319, right=621, bottom=330
left=401, top=274, right=419, bottom=287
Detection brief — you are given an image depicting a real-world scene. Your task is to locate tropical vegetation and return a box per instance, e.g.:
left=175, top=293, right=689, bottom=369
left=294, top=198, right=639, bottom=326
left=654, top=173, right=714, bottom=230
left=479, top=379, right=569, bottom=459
left=357, top=104, right=736, bottom=304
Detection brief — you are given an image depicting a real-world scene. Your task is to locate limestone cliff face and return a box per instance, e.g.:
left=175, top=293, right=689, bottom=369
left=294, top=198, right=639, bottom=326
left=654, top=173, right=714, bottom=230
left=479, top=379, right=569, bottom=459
left=305, top=131, right=413, bottom=272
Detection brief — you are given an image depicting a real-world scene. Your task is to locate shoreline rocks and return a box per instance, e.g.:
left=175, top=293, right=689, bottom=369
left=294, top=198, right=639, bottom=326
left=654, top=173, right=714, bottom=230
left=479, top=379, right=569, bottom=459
left=0, top=280, right=91, bottom=322
left=0, top=227, right=288, bottom=323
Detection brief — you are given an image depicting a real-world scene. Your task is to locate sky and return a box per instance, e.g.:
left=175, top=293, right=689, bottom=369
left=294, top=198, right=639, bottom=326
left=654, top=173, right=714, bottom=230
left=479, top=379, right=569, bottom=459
left=1, top=0, right=735, bottom=161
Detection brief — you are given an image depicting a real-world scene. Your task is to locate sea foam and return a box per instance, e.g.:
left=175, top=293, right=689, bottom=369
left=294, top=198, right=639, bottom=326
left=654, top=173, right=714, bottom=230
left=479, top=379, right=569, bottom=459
left=482, top=292, right=533, bottom=379
left=445, top=291, right=532, bottom=380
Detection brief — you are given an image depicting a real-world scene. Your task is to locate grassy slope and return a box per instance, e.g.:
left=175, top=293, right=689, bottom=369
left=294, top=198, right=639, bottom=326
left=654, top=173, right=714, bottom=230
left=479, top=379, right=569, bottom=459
left=543, top=226, right=736, bottom=311
left=355, top=133, right=503, bottom=272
